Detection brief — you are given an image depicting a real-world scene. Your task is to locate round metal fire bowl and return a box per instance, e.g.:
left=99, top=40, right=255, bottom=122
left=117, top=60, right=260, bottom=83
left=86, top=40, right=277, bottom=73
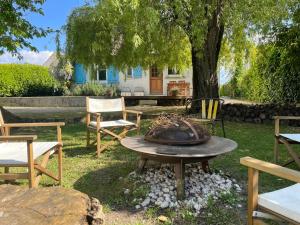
left=144, top=135, right=211, bottom=146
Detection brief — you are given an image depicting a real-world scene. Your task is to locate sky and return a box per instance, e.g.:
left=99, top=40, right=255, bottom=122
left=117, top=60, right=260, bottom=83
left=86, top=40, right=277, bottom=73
left=0, top=0, right=87, bottom=65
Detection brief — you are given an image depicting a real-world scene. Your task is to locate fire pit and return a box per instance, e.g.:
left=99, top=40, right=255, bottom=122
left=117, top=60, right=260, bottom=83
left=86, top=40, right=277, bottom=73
left=144, top=114, right=210, bottom=145
left=121, top=114, right=238, bottom=199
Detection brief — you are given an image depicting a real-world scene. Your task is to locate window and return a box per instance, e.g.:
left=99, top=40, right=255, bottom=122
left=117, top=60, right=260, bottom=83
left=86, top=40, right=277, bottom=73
left=126, top=68, right=133, bottom=79
left=168, top=67, right=180, bottom=75
left=150, top=66, right=160, bottom=78
left=97, top=68, right=107, bottom=82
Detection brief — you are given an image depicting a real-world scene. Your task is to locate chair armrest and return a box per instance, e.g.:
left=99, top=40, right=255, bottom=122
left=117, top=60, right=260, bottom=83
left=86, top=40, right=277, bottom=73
left=273, top=116, right=300, bottom=120
left=3, top=122, right=65, bottom=128
left=240, top=157, right=300, bottom=183
left=125, top=110, right=143, bottom=115
left=0, top=135, right=37, bottom=141
left=87, top=112, right=101, bottom=117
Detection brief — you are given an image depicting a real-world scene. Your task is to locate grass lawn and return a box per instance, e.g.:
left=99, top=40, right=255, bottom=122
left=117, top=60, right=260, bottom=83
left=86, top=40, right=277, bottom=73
left=4, top=120, right=300, bottom=225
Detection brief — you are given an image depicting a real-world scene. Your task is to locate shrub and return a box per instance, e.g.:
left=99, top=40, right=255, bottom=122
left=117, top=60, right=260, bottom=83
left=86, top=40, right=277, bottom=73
left=69, top=82, right=120, bottom=96
left=0, top=64, right=63, bottom=97
left=238, top=44, right=300, bottom=103
left=228, top=9, right=300, bottom=103
left=219, top=82, right=232, bottom=97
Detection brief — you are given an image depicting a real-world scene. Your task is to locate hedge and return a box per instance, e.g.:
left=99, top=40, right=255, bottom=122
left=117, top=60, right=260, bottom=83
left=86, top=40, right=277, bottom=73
left=0, top=64, right=63, bottom=97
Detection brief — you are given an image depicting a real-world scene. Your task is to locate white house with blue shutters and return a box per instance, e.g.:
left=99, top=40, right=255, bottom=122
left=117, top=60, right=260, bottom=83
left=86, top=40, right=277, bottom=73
left=73, top=63, right=193, bottom=96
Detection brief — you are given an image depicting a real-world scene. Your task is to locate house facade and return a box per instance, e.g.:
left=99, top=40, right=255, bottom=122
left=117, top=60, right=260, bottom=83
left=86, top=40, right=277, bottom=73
left=74, top=63, right=193, bottom=96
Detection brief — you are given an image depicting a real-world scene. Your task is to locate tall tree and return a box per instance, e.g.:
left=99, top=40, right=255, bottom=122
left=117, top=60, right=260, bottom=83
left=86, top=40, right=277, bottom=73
left=66, top=0, right=297, bottom=100
left=0, top=0, right=49, bottom=57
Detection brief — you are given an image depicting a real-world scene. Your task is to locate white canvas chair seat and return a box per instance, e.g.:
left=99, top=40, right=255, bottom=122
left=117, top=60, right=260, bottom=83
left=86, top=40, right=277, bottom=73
left=89, top=119, right=135, bottom=128
left=0, top=142, right=59, bottom=165
left=279, top=133, right=300, bottom=142
left=258, top=184, right=300, bottom=222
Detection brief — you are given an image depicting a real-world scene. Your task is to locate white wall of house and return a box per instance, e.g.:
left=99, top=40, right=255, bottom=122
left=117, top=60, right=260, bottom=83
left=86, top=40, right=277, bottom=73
left=85, top=66, right=193, bottom=96
left=119, top=67, right=193, bottom=96
left=119, top=69, right=151, bottom=95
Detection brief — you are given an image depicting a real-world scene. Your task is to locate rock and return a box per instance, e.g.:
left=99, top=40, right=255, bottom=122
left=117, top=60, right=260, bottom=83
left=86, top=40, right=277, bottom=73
left=158, top=215, right=169, bottom=222
left=88, top=198, right=105, bottom=225
left=141, top=198, right=150, bottom=207
left=128, top=171, right=136, bottom=177
left=160, top=201, right=169, bottom=209
left=124, top=189, right=130, bottom=195
left=194, top=203, right=201, bottom=211
left=162, top=188, right=169, bottom=193
left=135, top=205, right=141, bottom=210
left=0, top=184, right=104, bottom=225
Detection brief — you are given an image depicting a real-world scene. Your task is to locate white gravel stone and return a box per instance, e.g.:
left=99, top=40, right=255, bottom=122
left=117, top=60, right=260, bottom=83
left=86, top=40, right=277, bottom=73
left=160, top=201, right=169, bottom=208
left=141, top=198, right=150, bottom=207
left=123, top=189, right=130, bottom=195
left=162, top=188, right=169, bottom=193
left=130, top=163, right=241, bottom=214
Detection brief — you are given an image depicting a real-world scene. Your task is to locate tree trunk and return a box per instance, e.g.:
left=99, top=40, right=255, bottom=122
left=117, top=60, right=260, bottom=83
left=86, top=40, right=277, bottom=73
left=191, top=3, right=224, bottom=104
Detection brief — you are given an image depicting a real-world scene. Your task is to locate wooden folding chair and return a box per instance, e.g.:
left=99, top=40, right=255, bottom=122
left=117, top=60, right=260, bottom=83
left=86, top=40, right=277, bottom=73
left=0, top=110, right=64, bottom=188
left=86, top=97, right=142, bottom=156
left=185, top=98, right=226, bottom=137
left=241, top=157, right=300, bottom=225
left=274, top=116, right=300, bottom=168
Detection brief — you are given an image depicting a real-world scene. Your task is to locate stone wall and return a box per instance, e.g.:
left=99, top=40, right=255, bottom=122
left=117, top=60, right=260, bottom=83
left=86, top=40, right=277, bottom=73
left=222, top=103, right=300, bottom=124
left=0, top=96, right=107, bottom=107
left=0, top=96, right=187, bottom=107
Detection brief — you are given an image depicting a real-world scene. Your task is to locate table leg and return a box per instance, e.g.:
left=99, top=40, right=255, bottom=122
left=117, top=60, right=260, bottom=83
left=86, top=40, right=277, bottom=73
left=137, top=157, right=148, bottom=174
left=4, top=167, right=9, bottom=184
left=174, top=160, right=185, bottom=200
left=201, top=161, right=211, bottom=173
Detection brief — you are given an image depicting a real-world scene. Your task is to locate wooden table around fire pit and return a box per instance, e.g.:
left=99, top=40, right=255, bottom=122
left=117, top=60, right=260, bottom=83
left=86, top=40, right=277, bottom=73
left=121, top=136, right=237, bottom=200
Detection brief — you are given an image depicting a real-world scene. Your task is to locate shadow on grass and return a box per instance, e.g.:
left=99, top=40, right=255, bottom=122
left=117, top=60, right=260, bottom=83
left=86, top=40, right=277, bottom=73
left=63, top=145, right=97, bottom=157
left=65, top=136, right=140, bottom=209
left=73, top=157, right=138, bottom=210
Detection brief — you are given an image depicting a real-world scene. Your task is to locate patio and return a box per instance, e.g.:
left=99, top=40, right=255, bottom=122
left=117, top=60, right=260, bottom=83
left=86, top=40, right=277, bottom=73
left=2, top=120, right=298, bottom=225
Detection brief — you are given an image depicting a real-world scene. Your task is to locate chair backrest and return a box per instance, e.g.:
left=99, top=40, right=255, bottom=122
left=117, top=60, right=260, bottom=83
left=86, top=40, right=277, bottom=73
left=185, top=98, right=224, bottom=120
left=86, top=97, right=125, bottom=113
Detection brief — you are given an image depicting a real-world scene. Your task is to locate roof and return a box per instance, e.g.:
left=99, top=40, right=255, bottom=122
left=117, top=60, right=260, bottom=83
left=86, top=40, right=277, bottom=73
left=43, top=53, right=59, bottom=67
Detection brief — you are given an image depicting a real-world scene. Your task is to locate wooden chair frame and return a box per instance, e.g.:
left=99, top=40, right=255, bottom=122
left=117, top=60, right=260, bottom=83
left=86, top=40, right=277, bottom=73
left=241, top=157, right=300, bottom=225
left=0, top=122, right=65, bottom=188
left=185, top=98, right=226, bottom=137
left=274, top=116, right=300, bottom=168
left=86, top=97, right=142, bottom=156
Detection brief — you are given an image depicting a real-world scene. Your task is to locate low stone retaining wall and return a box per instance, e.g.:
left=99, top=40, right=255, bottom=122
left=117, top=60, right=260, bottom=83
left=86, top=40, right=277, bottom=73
left=1, top=97, right=299, bottom=124
left=0, top=96, right=187, bottom=107
left=222, top=103, right=300, bottom=124
left=0, top=96, right=107, bottom=107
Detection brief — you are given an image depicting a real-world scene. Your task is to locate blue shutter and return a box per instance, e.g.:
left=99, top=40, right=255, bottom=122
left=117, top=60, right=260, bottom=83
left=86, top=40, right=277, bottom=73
left=74, top=63, right=87, bottom=84
left=107, top=66, right=119, bottom=84
left=133, top=66, right=142, bottom=78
